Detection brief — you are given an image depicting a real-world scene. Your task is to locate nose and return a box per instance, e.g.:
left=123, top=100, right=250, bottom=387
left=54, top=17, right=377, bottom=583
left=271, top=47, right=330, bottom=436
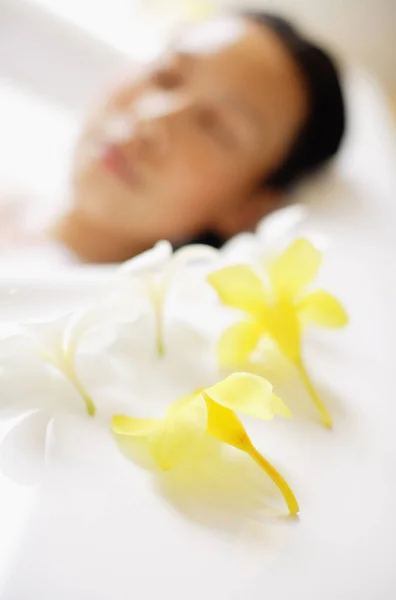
left=103, top=91, right=192, bottom=158
left=131, top=90, right=192, bottom=157
left=133, top=90, right=190, bottom=122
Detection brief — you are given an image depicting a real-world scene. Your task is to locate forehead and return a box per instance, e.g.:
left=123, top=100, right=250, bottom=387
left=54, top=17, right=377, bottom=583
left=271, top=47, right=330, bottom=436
left=175, top=17, right=248, bottom=55
left=176, top=18, right=299, bottom=86
left=173, top=17, right=307, bottom=160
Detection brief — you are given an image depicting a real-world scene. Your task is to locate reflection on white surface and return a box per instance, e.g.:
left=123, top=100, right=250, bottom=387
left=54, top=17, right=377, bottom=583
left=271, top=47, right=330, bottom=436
left=0, top=420, right=38, bottom=596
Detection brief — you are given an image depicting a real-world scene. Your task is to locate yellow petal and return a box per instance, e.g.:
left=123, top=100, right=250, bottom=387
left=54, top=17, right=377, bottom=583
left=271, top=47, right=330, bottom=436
left=150, top=395, right=208, bottom=470
left=205, top=373, right=291, bottom=420
left=271, top=393, right=293, bottom=419
left=297, top=290, right=348, bottom=328
left=268, top=302, right=302, bottom=363
left=207, top=265, right=268, bottom=318
left=217, top=320, right=263, bottom=367
left=269, top=238, right=322, bottom=298
left=112, top=416, right=159, bottom=436
left=204, top=395, right=250, bottom=451
left=203, top=395, right=299, bottom=515
left=166, top=391, right=203, bottom=415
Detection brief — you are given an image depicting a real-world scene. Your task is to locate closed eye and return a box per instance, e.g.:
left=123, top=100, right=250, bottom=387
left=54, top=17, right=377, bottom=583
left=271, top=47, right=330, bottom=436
left=150, top=52, right=191, bottom=91
left=195, top=108, right=236, bottom=149
left=151, top=66, right=183, bottom=90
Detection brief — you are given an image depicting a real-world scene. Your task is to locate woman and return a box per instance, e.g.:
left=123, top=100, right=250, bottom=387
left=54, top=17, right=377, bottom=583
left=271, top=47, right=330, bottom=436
left=10, top=12, right=346, bottom=264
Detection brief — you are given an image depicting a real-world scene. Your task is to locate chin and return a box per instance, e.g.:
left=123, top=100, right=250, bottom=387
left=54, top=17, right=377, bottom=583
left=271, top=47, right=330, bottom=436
left=73, top=167, right=126, bottom=220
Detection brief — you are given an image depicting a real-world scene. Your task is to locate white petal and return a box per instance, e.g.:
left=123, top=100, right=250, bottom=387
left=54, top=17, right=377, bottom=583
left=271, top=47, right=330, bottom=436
left=166, top=319, right=217, bottom=389
left=256, top=204, right=309, bottom=249
left=221, top=232, right=257, bottom=265
left=65, top=307, right=114, bottom=359
left=0, top=333, right=88, bottom=415
left=20, top=313, right=71, bottom=364
left=0, top=411, right=52, bottom=485
left=103, top=278, right=151, bottom=319
left=118, top=241, right=172, bottom=277
left=0, top=334, right=37, bottom=360
left=106, top=315, right=157, bottom=362
left=0, top=356, right=85, bottom=415
left=76, top=315, right=157, bottom=414
left=171, top=244, right=219, bottom=268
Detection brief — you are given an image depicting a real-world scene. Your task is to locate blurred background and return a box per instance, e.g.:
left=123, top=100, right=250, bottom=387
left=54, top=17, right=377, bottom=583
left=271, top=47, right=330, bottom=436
left=2, top=0, right=395, bottom=99
left=0, top=0, right=395, bottom=212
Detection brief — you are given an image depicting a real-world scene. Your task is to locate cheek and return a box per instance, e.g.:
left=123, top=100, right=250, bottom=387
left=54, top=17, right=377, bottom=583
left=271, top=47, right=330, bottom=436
left=157, top=145, right=248, bottom=213
left=72, top=161, right=132, bottom=228
left=71, top=120, right=254, bottom=241
left=143, top=161, right=243, bottom=238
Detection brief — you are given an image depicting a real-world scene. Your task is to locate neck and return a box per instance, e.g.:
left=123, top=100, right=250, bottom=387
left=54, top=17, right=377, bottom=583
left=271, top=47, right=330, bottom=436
left=51, top=210, right=147, bottom=263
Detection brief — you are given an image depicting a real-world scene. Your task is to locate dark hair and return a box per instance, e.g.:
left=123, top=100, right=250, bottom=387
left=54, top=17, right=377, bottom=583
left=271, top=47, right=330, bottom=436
left=245, top=12, right=346, bottom=189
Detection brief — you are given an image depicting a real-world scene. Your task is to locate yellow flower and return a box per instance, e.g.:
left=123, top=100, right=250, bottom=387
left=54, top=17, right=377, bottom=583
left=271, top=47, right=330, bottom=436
left=112, top=372, right=299, bottom=515
left=207, top=239, right=348, bottom=428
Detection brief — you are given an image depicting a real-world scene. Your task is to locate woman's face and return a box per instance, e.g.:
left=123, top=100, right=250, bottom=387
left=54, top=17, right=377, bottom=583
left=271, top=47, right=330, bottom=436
left=72, top=17, right=307, bottom=252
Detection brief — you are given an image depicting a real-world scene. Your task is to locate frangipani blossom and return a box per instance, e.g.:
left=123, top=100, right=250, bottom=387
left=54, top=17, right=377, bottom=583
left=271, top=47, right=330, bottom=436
left=118, top=240, right=219, bottom=356
left=0, top=305, right=153, bottom=484
left=56, top=242, right=223, bottom=418
left=0, top=242, right=218, bottom=483
left=112, top=372, right=299, bottom=515
left=208, top=239, right=348, bottom=428
left=220, top=204, right=318, bottom=268
left=21, top=312, right=98, bottom=416
left=91, top=310, right=219, bottom=418
left=0, top=332, right=96, bottom=484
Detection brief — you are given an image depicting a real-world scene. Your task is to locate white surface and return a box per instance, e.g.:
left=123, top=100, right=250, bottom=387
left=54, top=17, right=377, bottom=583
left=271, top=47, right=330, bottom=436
left=26, top=0, right=396, bottom=91
left=0, top=72, right=395, bottom=600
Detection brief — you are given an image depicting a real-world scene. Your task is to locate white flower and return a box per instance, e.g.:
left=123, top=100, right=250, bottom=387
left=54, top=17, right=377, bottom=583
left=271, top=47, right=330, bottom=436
left=74, top=242, right=224, bottom=419
left=114, top=240, right=220, bottom=356
left=0, top=242, right=221, bottom=483
left=221, top=204, right=327, bottom=268
left=0, top=306, right=133, bottom=484
left=20, top=312, right=98, bottom=416
left=0, top=332, right=90, bottom=485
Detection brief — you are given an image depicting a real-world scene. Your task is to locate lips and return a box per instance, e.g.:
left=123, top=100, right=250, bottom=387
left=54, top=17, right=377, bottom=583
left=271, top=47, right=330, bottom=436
left=99, top=143, right=141, bottom=187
